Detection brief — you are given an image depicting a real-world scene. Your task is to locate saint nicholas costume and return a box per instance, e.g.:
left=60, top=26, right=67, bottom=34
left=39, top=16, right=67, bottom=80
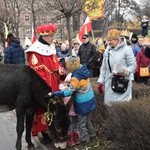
left=26, top=24, right=66, bottom=136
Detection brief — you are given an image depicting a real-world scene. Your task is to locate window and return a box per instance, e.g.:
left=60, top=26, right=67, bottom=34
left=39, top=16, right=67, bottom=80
left=41, top=16, right=45, bottom=22
left=6, top=2, right=10, bottom=9
left=25, top=28, right=30, bottom=35
left=24, top=2, right=28, bottom=10
left=25, top=15, right=30, bottom=22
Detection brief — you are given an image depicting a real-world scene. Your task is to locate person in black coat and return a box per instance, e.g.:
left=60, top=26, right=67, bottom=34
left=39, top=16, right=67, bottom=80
left=78, top=34, right=96, bottom=77
left=141, top=15, right=149, bottom=37
left=4, top=33, right=25, bottom=64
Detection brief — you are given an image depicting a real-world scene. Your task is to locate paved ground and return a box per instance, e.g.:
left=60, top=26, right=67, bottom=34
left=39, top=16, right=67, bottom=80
left=0, top=109, right=52, bottom=150
left=0, top=109, right=76, bottom=150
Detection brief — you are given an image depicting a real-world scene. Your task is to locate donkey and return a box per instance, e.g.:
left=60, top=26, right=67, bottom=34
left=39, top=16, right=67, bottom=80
left=0, top=64, right=70, bottom=150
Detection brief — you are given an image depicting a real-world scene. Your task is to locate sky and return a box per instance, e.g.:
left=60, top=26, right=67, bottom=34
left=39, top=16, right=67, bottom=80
left=134, top=0, right=139, bottom=3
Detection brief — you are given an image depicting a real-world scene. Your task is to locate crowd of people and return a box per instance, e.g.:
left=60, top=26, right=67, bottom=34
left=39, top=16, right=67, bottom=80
left=0, top=16, right=150, bottom=149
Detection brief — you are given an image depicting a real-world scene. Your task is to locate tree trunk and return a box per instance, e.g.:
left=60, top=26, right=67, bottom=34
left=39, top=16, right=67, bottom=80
left=66, top=15, right=72, bottom=55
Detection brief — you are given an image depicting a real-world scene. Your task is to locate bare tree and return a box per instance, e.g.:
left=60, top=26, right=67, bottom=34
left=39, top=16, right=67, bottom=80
left=25, top=0, right=52, bottom=29
left=0, top=1, right=8, bottom=47
left=45, top=0, right=86, bottom=51
left=24, top=0, right=37, bottom=29
left=2, top=0, right=25, bottom=39
left=102, top=0, right=117, bottom=34
left=139, top=0, right=150, bottom=18
left=102, top=0, right=140, bottom=34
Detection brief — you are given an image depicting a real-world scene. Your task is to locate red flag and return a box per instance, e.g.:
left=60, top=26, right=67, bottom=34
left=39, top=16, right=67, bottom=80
left=78, top=17, right=92, bottom=43
left=31, top=24, right=36, bottom=44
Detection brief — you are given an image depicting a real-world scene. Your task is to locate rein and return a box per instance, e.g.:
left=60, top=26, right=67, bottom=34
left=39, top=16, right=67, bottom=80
left=44, top=96, right=60, bottom=126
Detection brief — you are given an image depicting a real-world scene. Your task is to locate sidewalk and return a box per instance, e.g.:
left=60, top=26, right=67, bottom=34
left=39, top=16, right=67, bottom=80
left=12, top=110, right=50, bottom=150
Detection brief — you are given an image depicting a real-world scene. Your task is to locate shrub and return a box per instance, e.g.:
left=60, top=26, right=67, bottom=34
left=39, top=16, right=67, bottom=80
left=90, top=77, right=150, bottom=150
left=102, top=100, right=150, bottom=150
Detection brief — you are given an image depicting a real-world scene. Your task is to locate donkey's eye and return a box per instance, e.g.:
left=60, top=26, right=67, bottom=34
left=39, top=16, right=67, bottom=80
left=55, top=127, right=61, bottom=133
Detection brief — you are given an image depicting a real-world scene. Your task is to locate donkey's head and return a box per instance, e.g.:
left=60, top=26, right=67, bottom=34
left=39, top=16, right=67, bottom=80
left=45, top=97, right=71, bottom=149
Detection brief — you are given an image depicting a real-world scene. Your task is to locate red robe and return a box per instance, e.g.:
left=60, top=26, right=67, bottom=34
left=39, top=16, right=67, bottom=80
left=26, top=41, right=66, bottom=136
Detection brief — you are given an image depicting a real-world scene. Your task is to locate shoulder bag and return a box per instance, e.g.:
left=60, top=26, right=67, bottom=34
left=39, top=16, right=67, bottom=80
left=139, top=67, right=150, bottom=77
left=108, top=51, right=129, bottom=94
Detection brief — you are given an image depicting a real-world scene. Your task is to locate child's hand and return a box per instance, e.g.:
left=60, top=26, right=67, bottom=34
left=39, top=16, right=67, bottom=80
left=45, top=92, right=54, bottom=98
left=48, top=92, right=52, bottom=96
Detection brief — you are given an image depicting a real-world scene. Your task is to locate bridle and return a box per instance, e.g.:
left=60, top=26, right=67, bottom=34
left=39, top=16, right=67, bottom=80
left=44, top=96, right=69, bottom=142
left=44, top=96, right=61, bottom=126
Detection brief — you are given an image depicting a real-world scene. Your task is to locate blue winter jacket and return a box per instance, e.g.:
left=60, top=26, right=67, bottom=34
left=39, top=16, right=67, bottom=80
left=133, top=45, right=142, bottom=57
left=51, top=65, right=96, bottom=115
left=4, top=39, right=25, bottom=64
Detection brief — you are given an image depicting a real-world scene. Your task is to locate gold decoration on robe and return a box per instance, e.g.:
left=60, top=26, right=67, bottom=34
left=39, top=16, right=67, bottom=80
left=31, top=54, right=38, bottom=65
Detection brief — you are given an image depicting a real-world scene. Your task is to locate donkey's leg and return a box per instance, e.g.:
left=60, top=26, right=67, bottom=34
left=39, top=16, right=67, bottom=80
left=15, top=107, right=26, bottom=150
left=25, top=108, right=36, bottom=150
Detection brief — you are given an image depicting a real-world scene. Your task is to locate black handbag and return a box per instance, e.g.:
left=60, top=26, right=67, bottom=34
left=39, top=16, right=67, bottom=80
left=111, top=76, right=129, bottom=93
left=108, top=51, right=129, bottom=94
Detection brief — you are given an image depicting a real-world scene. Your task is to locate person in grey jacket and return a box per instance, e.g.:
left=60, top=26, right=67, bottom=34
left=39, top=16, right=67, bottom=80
left=4, top=33, right=25, bottom=64
left=97, top=29, right=136, bottom=106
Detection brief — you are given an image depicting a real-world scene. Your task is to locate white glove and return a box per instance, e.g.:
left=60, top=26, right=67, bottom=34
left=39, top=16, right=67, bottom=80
left=48, top=92, right=52, bottom=96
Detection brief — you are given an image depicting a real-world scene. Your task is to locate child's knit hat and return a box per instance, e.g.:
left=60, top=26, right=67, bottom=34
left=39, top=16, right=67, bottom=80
left=65, top=56, right=80, bottom=72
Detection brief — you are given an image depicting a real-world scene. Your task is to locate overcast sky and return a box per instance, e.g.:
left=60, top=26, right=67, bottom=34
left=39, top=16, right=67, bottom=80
left=134, top=0, right=139, bottom=3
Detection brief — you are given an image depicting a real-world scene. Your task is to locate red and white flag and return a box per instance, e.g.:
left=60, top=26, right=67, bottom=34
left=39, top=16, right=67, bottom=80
left=78, top=17, right=92, bottom=43
left=31, top=24, right=36, bottom=44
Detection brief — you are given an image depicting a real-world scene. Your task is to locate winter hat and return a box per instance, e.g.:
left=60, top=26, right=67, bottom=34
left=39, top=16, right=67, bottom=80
left=144, top=46, right=150, bottom=59
left=82, top=34, right=89, bottom=39
left=131, top=33, right=138, bottom=44
left=65, top=56, right=80, bottom=72
left=6, top=33, right=14, bottom=41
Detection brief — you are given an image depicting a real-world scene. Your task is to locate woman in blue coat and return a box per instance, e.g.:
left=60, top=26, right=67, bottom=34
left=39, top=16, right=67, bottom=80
left=97, top=29, right=136, bottom=106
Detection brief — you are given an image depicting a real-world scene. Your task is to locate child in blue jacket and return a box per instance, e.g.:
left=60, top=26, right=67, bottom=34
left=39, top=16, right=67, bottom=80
left=48, top=56, right=99, bottom=149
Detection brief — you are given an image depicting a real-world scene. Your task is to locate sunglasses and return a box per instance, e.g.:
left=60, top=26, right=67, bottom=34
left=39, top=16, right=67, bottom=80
left=82, top=37, right=87, bottom=39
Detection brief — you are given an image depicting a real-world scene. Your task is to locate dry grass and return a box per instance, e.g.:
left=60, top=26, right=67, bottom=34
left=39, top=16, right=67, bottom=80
left=89, top=77, right=150, bottom=150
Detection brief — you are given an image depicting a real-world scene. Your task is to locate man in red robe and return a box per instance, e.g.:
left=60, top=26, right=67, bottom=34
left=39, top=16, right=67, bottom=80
left=26, top=24, right=66, bottom=144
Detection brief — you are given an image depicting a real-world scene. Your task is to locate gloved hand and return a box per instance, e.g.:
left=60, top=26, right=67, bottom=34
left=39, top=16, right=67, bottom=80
left=48, top=92, right=52, bottom=96
left=98, top=83, right=103, bottom=93
left=45, top=92, right=54, bottom=98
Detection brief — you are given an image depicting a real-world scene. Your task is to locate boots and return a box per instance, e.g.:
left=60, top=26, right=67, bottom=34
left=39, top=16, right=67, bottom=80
left=73, top=132, right=80, bottom=145
left=67, top=132, right=75, bottom=147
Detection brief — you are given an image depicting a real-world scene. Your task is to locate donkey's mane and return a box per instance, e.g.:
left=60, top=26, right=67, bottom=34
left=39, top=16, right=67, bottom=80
left=25, top=66, right=51, bottom=95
